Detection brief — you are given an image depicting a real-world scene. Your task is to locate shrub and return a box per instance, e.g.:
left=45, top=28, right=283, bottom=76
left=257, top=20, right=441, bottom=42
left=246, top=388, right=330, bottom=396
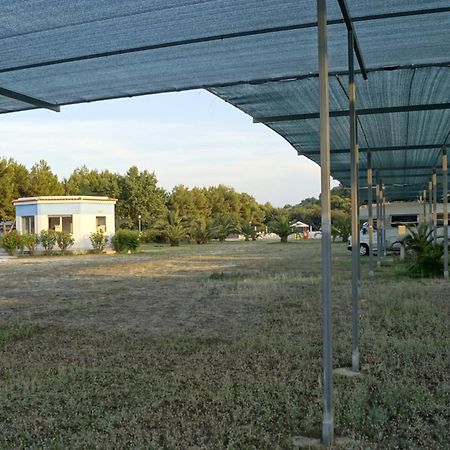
left=238, top=223, right=260, bottom=241
left=153, top=209, right=188, bottom=247
left=140, top=229, right=156, bottom=243
left=89, top=230, right=109, bottom=253
left=189, top=218, right=214, bottom=244
left=16, top=234, right=27, bottom=254
left=21, top=233, right=39, bottom=255
left=403, top=223, right=443, bottom=277
left=112, top=229, right=140, bottom=252
left=39, top=229, right=57, bottom=254
left=331, top=215, right=351, bottom=242
left=1, top=231, right=20, bottom=256
left=268, top=216, right=294, bottom=243
left=212, top=215, right=236, bottom=241
left=55, top=231, right=75, bottom=253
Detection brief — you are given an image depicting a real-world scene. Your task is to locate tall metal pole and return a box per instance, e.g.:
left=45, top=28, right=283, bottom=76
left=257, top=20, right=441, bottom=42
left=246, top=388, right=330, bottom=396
left=380, top=187, right=386, bottom=256
left=317, top=0, right=333, bottom=443
left=367, top=152, right=374, bottom=277
left=423, top=190, right=427, bottom=223
left=376, top=177, right=381, bottom=267
left=443, top=147, right=448, bottom=279
left=429, top=179, right=433, bottom=232
left=383, top=195, right=387, bottom=256
left=348, top=30, right=360, bottom=372
left=433, top=168, right=437, bottom=244
left=380, top=187, right=384, bottom=256
left=382, top=193, right=387, bottom=256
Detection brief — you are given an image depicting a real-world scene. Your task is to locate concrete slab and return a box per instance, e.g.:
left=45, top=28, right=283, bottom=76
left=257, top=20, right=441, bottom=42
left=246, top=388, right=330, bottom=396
left=293, top=435, right=360, bottom=449
left=333, top=367, right=363, bottom=378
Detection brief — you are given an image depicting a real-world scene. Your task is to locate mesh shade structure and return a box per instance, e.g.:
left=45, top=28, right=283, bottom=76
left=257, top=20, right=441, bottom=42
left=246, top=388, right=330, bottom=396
left=2, top=1, right=449, bottom=445
left=0, top=1, right=449, bottom=200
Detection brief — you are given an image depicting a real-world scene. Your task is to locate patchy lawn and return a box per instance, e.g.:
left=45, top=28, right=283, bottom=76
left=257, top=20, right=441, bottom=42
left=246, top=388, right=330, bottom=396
left=0, top=240, right=448, bottom=448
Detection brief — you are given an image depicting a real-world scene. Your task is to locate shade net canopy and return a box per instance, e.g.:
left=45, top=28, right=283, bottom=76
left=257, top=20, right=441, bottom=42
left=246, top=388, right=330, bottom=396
left=0, top=1, right=449, bottom=201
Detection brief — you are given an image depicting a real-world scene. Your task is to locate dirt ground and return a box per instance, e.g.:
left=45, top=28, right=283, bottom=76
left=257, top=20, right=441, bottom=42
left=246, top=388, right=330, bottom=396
left=0, top=240, right=448, bottom=449
left=0, top=241, right=302, bottom=337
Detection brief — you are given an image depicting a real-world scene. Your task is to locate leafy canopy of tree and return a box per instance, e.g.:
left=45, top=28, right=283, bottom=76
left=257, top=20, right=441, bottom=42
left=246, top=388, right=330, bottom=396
left=0, top=157, right=351, bottom=240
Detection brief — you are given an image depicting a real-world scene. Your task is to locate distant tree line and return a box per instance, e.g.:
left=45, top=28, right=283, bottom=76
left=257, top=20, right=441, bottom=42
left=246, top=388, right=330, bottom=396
left=0, top=157, right=351, bottom=240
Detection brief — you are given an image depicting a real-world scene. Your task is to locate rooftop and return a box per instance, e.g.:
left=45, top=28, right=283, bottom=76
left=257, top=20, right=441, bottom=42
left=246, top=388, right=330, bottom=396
left=13, top=196, right=117, bottom=204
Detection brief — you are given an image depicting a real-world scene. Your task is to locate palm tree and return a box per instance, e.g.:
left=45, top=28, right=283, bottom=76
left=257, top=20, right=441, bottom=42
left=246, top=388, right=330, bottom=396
left=155, top=209, right=187, bottom=247
left=189, top=218, right=215, bottom=244
left=268, top=216, right=294, bottom=243
left=212, top=215, right=236, bottom=241
left=238, top=223, right=259, bottom=241
left=402, top=222, right=443, bottom=277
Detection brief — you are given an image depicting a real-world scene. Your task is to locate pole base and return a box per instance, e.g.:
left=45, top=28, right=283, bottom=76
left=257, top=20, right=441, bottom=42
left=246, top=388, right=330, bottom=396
left=321, top=418, right=334, bottom=445
left=352, top=350, right=360, bottom=372
left=292, top=435, right=358, bottom=449
left=333, top=367, right=363, bottom=377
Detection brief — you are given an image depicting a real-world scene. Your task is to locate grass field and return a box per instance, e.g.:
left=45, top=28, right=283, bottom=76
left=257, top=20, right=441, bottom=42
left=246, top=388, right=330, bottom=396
left=0, top=240, right=448, bottom=449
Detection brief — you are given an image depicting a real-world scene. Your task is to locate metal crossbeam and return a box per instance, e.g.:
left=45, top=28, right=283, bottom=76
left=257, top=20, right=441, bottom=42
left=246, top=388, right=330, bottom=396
left=0, top=86, right=60, bottom=112
left=254, top=103, right=450, bottom=123
left=332, top=164, right=444, bottom=173
left=342, top=172, right=450, bottom=187
left=337, top=0, right=367, bottom=79
left=298, top=144, right=442, bottom=156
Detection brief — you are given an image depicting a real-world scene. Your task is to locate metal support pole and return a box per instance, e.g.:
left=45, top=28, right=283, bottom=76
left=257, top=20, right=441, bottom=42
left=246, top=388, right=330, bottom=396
left=379, top=188, right=384, bottom=257
left=443, top=147, right=448, bottom=279
left=367, top=152, right=374, bottom=277
left=423, top=190, right=427, bottom=223
left=382, top=194, right=387, bottom=256
left=348, top=29, right=360, bottom=372
left=429, top=179, right=433, bottom=232
left=380, top=187, right=386, bottom=257
left=376, top=178, right=381, bottom=267
left=317, top=0, right=333, bottom=444
left=433, top=169, right=437, bottom=244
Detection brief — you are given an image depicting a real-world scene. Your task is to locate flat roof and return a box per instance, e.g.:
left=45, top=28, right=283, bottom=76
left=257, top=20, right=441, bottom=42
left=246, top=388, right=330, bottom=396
left=13, top=196, right=117, bottom=205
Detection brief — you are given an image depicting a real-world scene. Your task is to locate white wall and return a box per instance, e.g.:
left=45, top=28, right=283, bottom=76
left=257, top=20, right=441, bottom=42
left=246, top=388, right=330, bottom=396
left=16, top=200, right=116, bottom=251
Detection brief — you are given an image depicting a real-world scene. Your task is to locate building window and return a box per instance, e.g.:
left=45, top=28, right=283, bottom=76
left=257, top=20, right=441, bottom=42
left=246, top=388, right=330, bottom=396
left=390, top=214, right=418, bottom=228
left=22, top=216, right=35, bottom=234
left=48, top=216, right=73, bottom=233
left=96, top=216, right=106, bottom=232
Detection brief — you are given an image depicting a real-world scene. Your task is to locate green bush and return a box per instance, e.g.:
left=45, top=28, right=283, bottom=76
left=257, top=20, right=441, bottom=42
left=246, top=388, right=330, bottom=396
left=189, top=218, right=214, bottom=244
left=112, top=229, right=140, bottom=252
left=153, top=209, right=188, bottom=247
left=268, top=216, right=294, bottom=243
left=238, top=223, right=260, bottom=241
left=89, top=230, right=109, bottom=253
left=16, top=233, right=27, bottom=254
left=21, top=233, right=39, bottom=255
left=212, top=215, right=236, bottom=241
left=1, top=231, right=20, bottom=256
left=403, top=223, right=444, bottom=277
left=56, top=231, right=75, bottom=253
left=39, top=229, right=57, bottom=254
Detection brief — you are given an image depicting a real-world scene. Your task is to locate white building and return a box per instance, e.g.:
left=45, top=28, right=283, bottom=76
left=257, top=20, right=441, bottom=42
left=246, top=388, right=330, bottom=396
left=360, top=201, right=445, bottom=226
left=14, top=196, right=117, bottom=250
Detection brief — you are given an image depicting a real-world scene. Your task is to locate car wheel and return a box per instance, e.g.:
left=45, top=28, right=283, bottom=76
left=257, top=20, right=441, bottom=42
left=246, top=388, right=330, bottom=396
left=360, top=244, right=369, bottom=256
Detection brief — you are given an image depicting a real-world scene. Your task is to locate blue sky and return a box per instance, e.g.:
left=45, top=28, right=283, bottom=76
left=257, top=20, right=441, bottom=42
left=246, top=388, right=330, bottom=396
left=0, top=89, right=333, bottom=206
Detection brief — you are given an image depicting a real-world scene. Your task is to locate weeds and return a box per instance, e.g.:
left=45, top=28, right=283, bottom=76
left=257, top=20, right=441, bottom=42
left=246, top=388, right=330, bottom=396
left=0, top=241, right=448, bottom=448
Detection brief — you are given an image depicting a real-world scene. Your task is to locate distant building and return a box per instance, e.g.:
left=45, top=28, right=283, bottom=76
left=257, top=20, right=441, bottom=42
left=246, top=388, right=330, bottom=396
left=360, top=201, right=445, bottom=226
left=14, top=196, right=117, bottom=250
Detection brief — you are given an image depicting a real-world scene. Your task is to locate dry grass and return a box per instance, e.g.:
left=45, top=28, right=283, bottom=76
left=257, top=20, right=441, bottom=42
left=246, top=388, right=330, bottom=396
left=0, top=240, right=448, bottom=449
